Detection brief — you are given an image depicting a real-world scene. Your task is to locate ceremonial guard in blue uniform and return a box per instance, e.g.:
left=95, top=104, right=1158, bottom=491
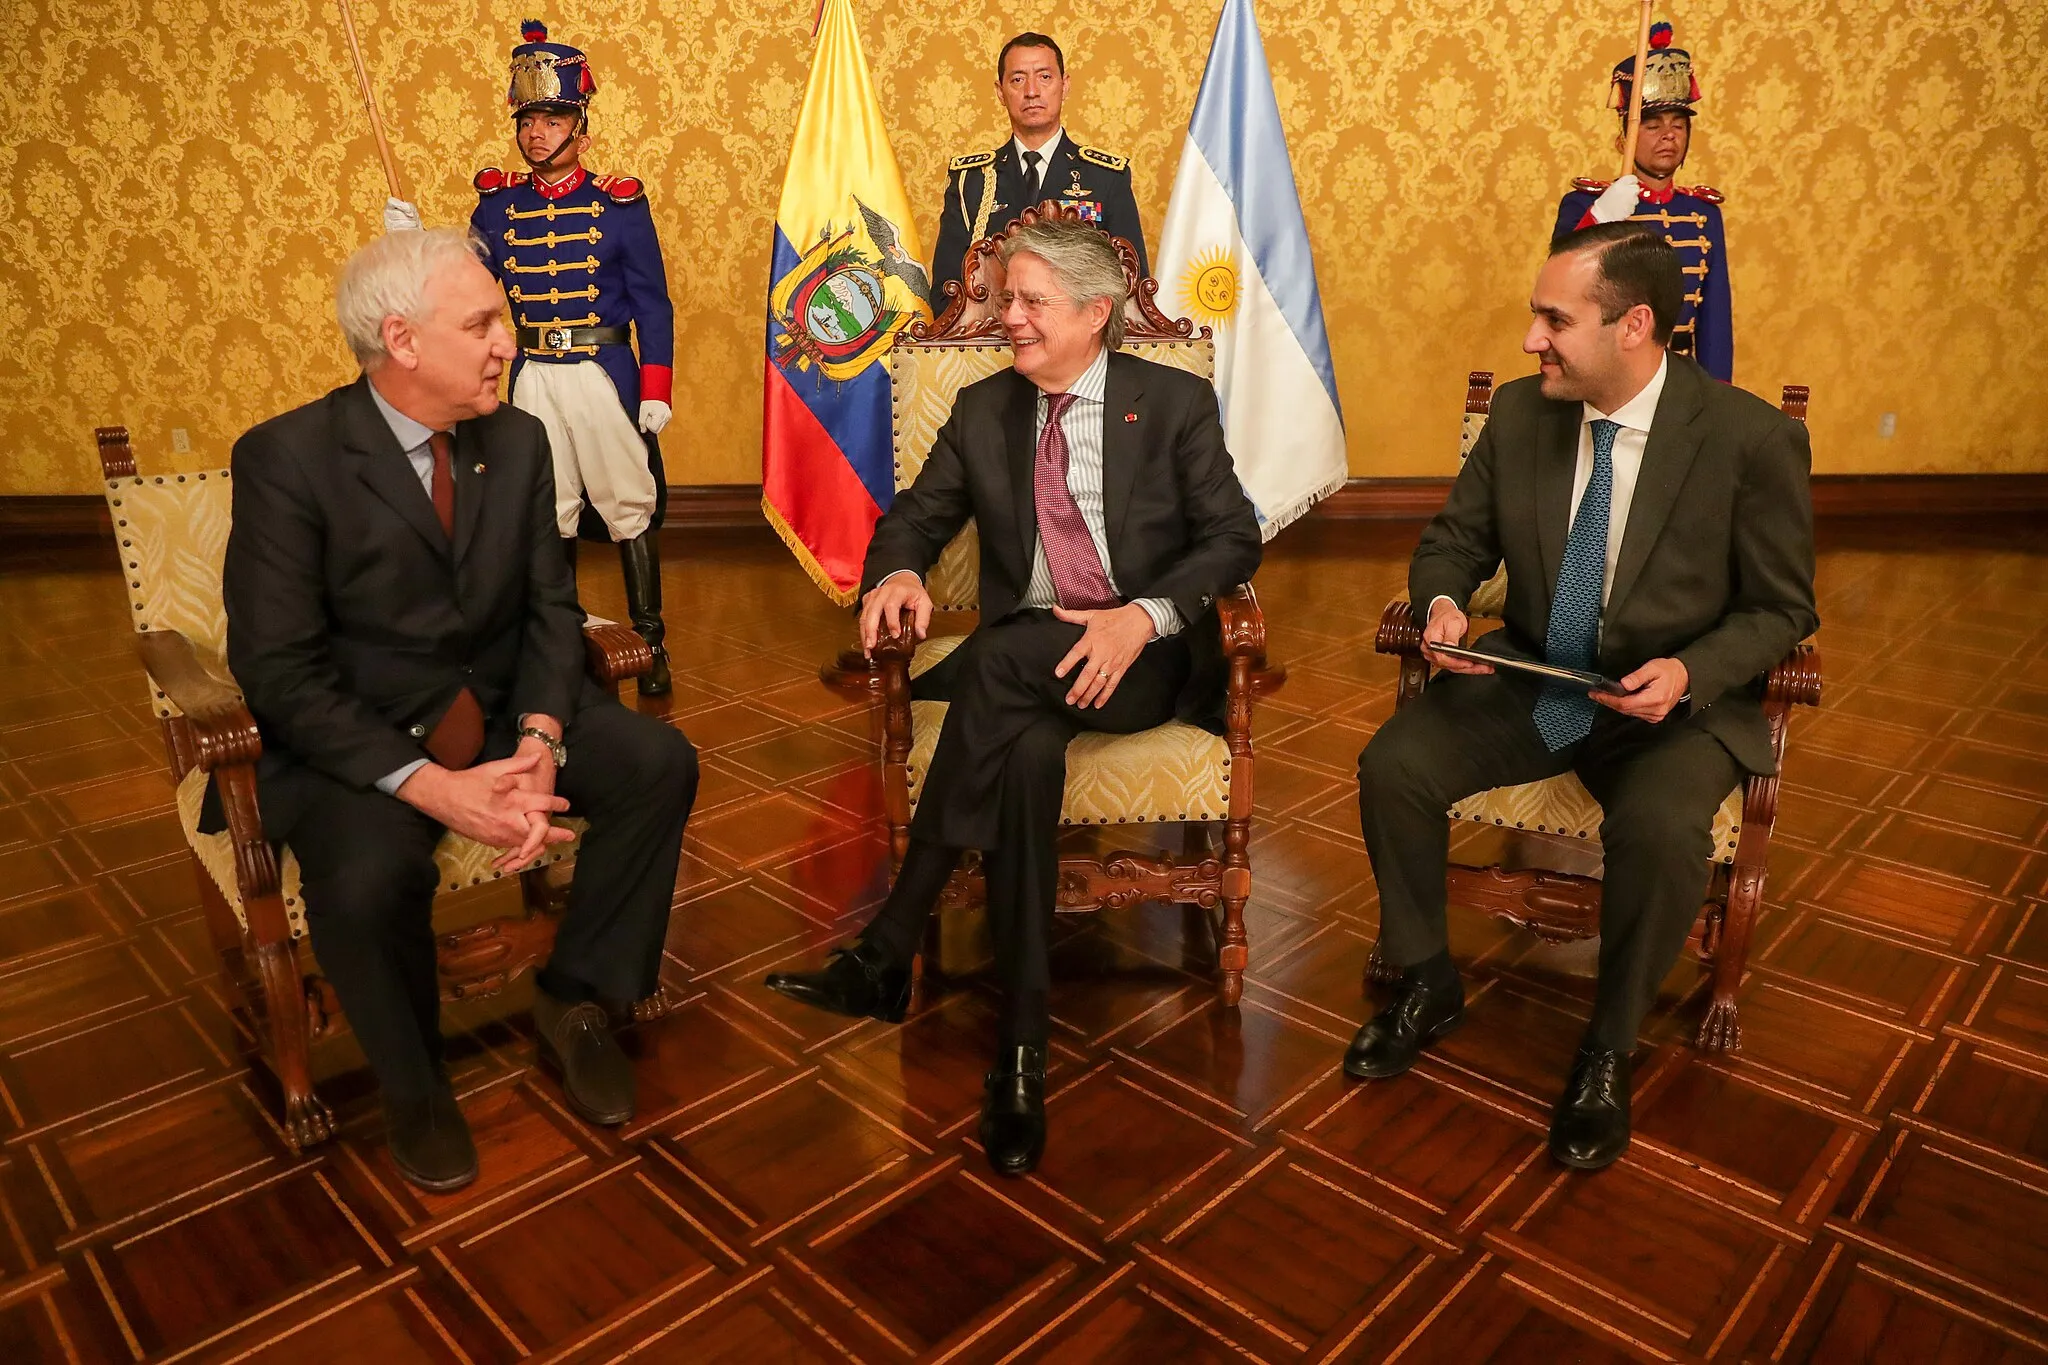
left=928, top=33, right=1146, bottom=311
left=471, top=23, right=676, bottom=692
left=1553, top=22, right=1732, bottom=382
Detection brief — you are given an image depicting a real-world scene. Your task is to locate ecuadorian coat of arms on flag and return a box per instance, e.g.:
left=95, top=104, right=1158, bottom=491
left=760, top=0, right=928, bottom=604
left=769, top=198, right=929, bottom=385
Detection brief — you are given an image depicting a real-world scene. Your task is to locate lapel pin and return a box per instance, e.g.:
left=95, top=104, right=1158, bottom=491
left=473, top=463, right=486, bottom=473
left=1124, top=412, right=1138, bottom=423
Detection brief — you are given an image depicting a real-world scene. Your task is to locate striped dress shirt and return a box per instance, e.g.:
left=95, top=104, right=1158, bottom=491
left=1019, top=347, right=1183, bottom=638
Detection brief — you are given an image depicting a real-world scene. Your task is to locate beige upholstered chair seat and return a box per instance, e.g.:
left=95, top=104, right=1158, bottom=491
left=902, top=635, right=1231, bottom=827
left=1449, top=602, right=1740, bottom=865
left=1448, top=773, right=1742, bottom=865
left=174, top=770, right=587, bottom=939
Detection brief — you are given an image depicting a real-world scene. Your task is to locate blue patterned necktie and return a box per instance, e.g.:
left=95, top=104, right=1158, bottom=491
left=1532, top=418, right=1621, bottom=751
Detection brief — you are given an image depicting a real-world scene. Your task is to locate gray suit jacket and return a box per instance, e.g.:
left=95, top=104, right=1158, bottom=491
left=1410, top=355, right=1817, bottom=774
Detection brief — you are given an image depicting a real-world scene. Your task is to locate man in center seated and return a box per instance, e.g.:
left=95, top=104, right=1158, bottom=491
left=766, top=217, right=1261, bottom=1177
left=1345, top=224, right=1816, bottom=1171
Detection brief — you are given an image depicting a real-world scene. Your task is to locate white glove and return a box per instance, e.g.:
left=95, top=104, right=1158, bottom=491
left=638, top=399, right=672, bottom=435
left=383, top=197, right=423, bottom=233
left=1588, top=175, right=1642, bottom=224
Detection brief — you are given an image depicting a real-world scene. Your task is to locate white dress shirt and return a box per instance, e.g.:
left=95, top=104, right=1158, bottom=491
left=1013, top=128, right=1064, bottom=199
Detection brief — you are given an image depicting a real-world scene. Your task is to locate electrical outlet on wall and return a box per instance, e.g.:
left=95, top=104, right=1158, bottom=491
left=170, top=428, right=191, bottom=453
left=1878, top=412, right=1897, bottom=439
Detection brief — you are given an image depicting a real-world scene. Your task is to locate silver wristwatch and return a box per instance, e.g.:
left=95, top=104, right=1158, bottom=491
left=517, top=725, right=568, bottom=769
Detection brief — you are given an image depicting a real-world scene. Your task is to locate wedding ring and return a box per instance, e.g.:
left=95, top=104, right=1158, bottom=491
left=1098, top=668, right=1110, bottom=678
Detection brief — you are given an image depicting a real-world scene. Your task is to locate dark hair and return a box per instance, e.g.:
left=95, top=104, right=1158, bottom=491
left=997, top=33, right=1064, bottom=79
left=1549, top=222, right=1681, bottom=345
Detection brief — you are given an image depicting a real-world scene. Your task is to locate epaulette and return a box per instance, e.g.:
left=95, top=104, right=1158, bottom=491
left=590, top=173, right=645, bottom=203
left=1078, top=144, right=1128, bottom=172
left=949, top=150, right=995, bottom=173
left=1571, top=177, right=1610, bottom=193
left=474, top=167, right=531, bottom=195
left=1677, top=183, right=1724, bottom=204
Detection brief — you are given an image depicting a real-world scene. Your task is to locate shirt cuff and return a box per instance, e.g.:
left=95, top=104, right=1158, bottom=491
left=1134, top=597, right=1183, bottom=639
left=1427, top=595, right=1459, bottom=620
left=375, top=758, right=430, bottom=796
left=877, top=569, right=923, bottom=589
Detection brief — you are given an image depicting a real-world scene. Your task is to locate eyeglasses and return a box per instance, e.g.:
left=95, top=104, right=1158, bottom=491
left=992, top=290, right=1071, bottom=314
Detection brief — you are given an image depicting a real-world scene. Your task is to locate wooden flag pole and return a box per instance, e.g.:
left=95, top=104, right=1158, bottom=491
left=1618, top=0, right=1655, bottom=179
left=338, top=0, right=405, bottom=199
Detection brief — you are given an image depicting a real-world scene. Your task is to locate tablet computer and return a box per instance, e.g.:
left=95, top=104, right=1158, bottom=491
left=1427, top=642, right=1637, bottom=695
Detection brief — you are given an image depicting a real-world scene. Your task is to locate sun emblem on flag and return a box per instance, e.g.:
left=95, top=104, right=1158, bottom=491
left=1180, top=247, right=1239, bottom=328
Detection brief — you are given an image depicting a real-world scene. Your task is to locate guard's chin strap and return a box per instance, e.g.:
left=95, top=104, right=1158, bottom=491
left=521, top=122, right=583, bottom=176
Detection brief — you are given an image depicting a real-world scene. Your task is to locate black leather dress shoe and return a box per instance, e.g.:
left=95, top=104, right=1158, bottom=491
left=1550, top=1048, right=1632, bottom=1170
left=979, top=1043, right=1048, bottom=1177
left=764, top=941, right=912, bottom=1023
left=386, top=1086, right=478, bottom=1193
left=1343, top=973, right=1465, bottom=1079
left=534, top=987, right=636, bottom=1126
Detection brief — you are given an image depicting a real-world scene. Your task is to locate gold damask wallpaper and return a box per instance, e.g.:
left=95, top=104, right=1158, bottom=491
left=4, top=0, right=2044, bottom=494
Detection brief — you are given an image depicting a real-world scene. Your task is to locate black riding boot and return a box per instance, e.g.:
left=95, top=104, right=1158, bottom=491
left=617, top=532, right=672, bottom=696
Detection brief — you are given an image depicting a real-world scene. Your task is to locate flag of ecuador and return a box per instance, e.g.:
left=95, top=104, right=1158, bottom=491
left=762, top=0, right=929, bottom=604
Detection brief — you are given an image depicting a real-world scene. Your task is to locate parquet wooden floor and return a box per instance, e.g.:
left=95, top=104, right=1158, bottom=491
left=1, top=516, right=2044, bottom=1363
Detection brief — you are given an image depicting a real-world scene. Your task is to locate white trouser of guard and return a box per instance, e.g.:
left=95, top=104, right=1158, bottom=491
left=511, top=359, right=658, bottom=541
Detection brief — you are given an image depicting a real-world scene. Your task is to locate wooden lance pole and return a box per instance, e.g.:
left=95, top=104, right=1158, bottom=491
left=338, top=0, right=405, bottom=199
left=1618, top=0, right=1655, bottom=180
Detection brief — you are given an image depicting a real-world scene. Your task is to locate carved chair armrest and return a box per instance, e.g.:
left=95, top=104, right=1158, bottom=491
left=1216, top=584, right=1286, bottom=696
left=134, top=629, right=263, bottom=773
left=582, top=621, right=653, bottom=684
left=133, top=629, right=286, bottom=909
left=1763, top=642, right=1822, bottom=710
left=1375, top=599, right=1424, bottom=658
left=871, top=629, right=918, bottom=743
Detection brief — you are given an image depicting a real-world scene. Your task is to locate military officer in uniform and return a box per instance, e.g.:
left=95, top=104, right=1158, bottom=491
left=1553, top=22, right=1732, bottom=382
left=927, top=32, right=1147, bottom=312
left=470, top=23, right=677, bottom=693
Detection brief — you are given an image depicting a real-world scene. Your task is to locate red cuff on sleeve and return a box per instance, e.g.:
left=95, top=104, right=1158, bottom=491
left=639, top=364, right=673, bottom=404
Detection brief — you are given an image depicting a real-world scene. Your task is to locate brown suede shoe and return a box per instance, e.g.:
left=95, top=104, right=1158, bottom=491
left=534, top=987, right=636, bottom=1126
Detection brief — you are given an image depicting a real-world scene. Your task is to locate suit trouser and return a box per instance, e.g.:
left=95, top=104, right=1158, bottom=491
left=867, top=612, right=1191, bottom=1033
left=268, top=699, right=698, bottom=1105
left=1357, top=671, right=1742, bottom=1051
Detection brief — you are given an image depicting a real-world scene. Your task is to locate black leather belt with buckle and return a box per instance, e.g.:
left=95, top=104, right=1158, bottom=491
left=518, top=325, right=630, bottom=353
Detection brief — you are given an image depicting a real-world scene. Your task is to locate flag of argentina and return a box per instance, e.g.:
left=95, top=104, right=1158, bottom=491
left=1155, top=0, right=1347, bottom=538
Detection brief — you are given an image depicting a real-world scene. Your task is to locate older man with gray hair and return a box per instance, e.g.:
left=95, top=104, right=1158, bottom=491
left=221, top=228, right=698, bottom=1191
left=766, top=217, right=1262, bottom=1176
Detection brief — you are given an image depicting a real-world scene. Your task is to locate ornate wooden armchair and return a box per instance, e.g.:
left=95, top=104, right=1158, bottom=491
left=96, top=427, right=662, bottom=1150
left=1366, top=374, right=1822, bottom=1051
left=842, top=202, right=1284, bottom=1004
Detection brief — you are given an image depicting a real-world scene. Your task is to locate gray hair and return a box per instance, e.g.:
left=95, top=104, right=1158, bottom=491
left=999, top=218, right=1130, bottom=350
left=334, top=228, right=491, bottom=367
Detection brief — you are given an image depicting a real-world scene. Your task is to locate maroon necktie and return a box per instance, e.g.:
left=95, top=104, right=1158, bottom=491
left=421, top=430, right=482, bottom=769
left=428, top=431, right=456, bottom=539
left=1034, top=392, right=1120, bottom=611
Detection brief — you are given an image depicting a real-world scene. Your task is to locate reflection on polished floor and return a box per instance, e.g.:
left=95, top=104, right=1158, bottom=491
left=0, top=515, right=2044, bottom=1362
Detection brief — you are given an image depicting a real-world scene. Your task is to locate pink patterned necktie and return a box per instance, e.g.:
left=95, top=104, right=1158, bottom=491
left=1034, top=392, right=1120, bottom=611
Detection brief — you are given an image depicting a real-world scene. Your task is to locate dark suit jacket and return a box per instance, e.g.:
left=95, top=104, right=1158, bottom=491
left=862, top=351, right=1262, bottom=730
left=218, top=375, right=587, bottom=826
left=1411, top=355, right=1817, bottom=774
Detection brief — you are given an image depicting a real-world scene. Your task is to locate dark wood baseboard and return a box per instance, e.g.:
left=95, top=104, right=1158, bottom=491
left=0, top=495, right=109, bottom=539
left=6, top=473, right=2043, bottom=542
